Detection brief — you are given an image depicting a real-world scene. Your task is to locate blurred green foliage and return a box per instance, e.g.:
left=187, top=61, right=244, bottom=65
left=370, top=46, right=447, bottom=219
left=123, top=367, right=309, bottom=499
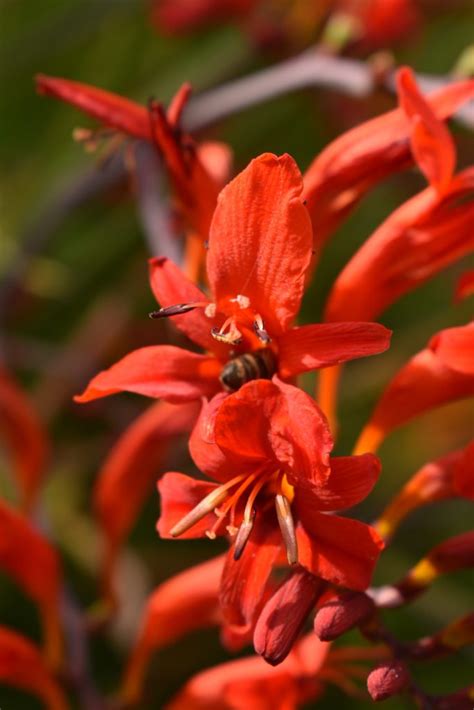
left=0, top=0, right=473, bottom=708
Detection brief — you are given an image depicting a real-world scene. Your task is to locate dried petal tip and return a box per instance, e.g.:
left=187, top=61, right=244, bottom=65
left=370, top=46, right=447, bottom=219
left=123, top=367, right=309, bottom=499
left=275, top=494, right=298, bottom=565
left=367, top=661, right=410, bottom=702
left=233, top=510, right=255, bottom=560
left=314, top=591, right=375, bottom=641
left=149, top=303, right=198, bottom=319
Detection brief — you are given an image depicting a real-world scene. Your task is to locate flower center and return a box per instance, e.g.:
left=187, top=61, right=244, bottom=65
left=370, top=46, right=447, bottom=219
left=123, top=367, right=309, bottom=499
left=169, top=470, right=298, bottom=565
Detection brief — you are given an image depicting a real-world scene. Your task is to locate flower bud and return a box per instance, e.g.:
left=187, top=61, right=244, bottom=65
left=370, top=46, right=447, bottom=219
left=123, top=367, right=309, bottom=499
left=314, top=591, right=375, bottom=641
left=367, top=661, right=410, bottom=702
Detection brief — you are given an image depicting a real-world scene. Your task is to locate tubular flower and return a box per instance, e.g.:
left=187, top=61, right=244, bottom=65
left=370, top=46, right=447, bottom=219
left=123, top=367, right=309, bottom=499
left=354, top=322, right=474, bottom=454
left=35, top=74, right=232, bottom=240
left=0, top=366, right=49, bottom=512
left=0, top=627, right=68, bottom=710
left=0, top=500, right=62, bottom=669
left=75, top=153, right=391, bottom=405
left=303, top=68, right=474, bottom=252
left=323, top=68, right=474, bottom=323
left=157, top=378, right=383, bottom=637
left=93, top=400, right=199, bottom=610
left=374, top=443, right=473, bottom=542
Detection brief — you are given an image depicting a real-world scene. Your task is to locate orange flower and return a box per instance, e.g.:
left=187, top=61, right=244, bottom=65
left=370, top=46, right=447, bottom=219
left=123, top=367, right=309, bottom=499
left=0, top=627, right=68, bottom=710
left=0, top=366, right=48, bottom=512
left=0, top=500, right=62, bottom=669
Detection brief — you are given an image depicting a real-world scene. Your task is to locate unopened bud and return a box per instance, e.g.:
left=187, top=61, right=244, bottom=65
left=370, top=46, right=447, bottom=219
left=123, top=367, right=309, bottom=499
left=367, top=661, right=410, bottom=702
left=314, top=591, right=375, bottom=641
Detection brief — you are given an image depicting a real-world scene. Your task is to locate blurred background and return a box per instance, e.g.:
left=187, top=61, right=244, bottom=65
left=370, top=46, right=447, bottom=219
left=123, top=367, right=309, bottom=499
left=0, top=0, right=473, bottom=707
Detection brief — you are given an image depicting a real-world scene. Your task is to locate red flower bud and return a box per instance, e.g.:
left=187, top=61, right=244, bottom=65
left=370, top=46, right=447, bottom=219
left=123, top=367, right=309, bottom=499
left=314, top=591, right=375, bottom=641
left=367, top=660, right=410, bottom=701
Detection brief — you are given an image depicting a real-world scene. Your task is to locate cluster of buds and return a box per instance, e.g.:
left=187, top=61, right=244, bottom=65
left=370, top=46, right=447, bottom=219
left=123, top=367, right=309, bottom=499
left=0, top=14, right=473, bottom=709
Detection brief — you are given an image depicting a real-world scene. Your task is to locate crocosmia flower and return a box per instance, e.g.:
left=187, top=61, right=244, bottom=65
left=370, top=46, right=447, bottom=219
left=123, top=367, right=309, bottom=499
left=158, top=378, right=383, bottom=633
left=75, top=153, right=390, bottom=405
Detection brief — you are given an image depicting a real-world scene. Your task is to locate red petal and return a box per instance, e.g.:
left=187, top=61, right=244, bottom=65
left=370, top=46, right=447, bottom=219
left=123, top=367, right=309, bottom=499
left=157, top=472, right=220, bottom=539
left=355, top=340, right=474, bottom=453
left=207, top=153, right=313, bottom=335
left=303, top=76, right=474, bottom=249
left=294, top=454, right=381, bottom=513
left=122, top=555, right=225, bottom=704
left=253, top=567, right=324, bottom=665
left=219, top=513, right=281, bottom=628
left=94, top=400, right=198, bottom=605
left=296, top=513, right=384, bottom=591
left=453, top=441, right=474, bottom=500
left=397, top=68, right=456, bottom=192
left=188, top=394, right=237, bottom=483
left=429, top=322, right=474, bottom=374
left=36, top=74, right=151, bottom=140
left=454, top=269, right=474, bottom=303
left=0, top=368, right=48, bottom=512
left=197, top=141, right=233, bottom=188
left=0, top=627, right=67, bottom=710
left=74, top=345, right=221, bottom=403
left=148, top=257, right=221, bottom=354
left=214, top=379, right=333, bottom=487
left=0, top=501, right=62, bottom=668
left=277, top=322, right=391, bottom=378
left=325, top=167, right=474, bottom=322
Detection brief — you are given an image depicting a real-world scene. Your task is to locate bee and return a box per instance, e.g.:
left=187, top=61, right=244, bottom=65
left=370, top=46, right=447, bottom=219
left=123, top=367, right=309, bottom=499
left=220, top=348, right=277, bottom=392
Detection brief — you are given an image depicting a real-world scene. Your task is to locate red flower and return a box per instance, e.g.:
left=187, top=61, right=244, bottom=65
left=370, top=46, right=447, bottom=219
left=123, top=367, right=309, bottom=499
left=0, top=366, right=48, bottom=512
left=93, top=400, right=199, bottom=610
left=157, top=378, right=383, bottom=638
left=354, top=322, right=474, bottom=454
left=303, top=68, right=474, bottom=251
left=323, top=69, right=474, bottom=323
left=36, top=74, right=232, bottom=240
left=75, top=153, right=390, bottom=405
left=0, top=500, right=62, bottom=669
left=0, top=627, right=67, bottom=710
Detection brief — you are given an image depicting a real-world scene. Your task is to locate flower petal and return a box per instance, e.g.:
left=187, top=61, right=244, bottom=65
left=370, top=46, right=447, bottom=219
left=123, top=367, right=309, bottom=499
left=148, top=257, right=222, bottom=354
left=36, top=74, right=151, bottom=139
left=122, top=555, right=225, bottom=705
left=277, top=322, right=391, bottom=378
left=219, top=513, right=281, bottom=628
left=294, top=454, right=381, bottom=513
left=0, top=367, right=48, bottom=513
left=74, top=346, right=221, bottom=403
left=429, top=322, right=474, bottom=374
left=157, top=472, right=220, bottom=539
left=0, top=627, right=67, bottom=710
left=303, top=75, right=474, bottom=249
left=453, top=441, right=474, bottom=501
left=325, top=167, right=474, bottom=322
left=454, top=269, right=474, bottom=303
left=214, top=379, right=333, bottom=487
left=296, top=513, right=384, bottom=591
left=0, top=500, right=62, bottom=668
left=397, top=67, right=455, bottom=193
left=94, top=400, right=198, bottom=606
left=207, top=153, right=313, bottom=335
left=189, top=394, right=237, bottom=482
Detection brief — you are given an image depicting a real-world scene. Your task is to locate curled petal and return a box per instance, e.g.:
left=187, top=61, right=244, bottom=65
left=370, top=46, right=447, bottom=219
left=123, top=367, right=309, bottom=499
left=0, top=627, right=68, bottom=710
left=0, top=501, right=62, bottom=668
left=157, top=472, right=220, bottom=539
left=94, top=400, right=198, bottom=606
left=429, top=321, right=474, bottom=374
left=74, top=346, right=221, bottom=403
left=294, top=454, right=381, bottom=513
left=207, top=153, right=313, bottom=335
left=397, top=67, right=456, bottom=192
left=188, top=394, right=237, bottom=482
left=0, top=368, right=48, bottom=512
left=277, top=322, right=391, bottom=378
left=122, top=555, right=225, bottom=705
left=254, top=567, right=325, bottom=666
left=296, top=513, right=384, bottom=591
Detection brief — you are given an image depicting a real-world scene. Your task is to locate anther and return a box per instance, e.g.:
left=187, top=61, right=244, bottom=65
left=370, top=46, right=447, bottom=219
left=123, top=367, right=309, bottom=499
left=211, top=327, right=242, bottom=345
left=149, top=303, right=198, bottom=319
left=233, top=510, right=256, bottom=560
left=253, top=316, right=271, bottom=344
left=169, top=487, right=229, bottom=538
left=275, top=494, right=298, bottom=565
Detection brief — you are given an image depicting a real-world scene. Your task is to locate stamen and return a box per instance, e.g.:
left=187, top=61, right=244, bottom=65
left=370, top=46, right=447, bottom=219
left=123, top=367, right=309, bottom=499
left=211, top=317, right=243, bottom=345
left=275, top=494, right=298, bottom=565
left=233, top=510, right=256, bottom=560
left=149, top=301, right=207, bottom=319
left=169, top=473, right=246, bottom=537
left=253, top=314, right=272, bottom=344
